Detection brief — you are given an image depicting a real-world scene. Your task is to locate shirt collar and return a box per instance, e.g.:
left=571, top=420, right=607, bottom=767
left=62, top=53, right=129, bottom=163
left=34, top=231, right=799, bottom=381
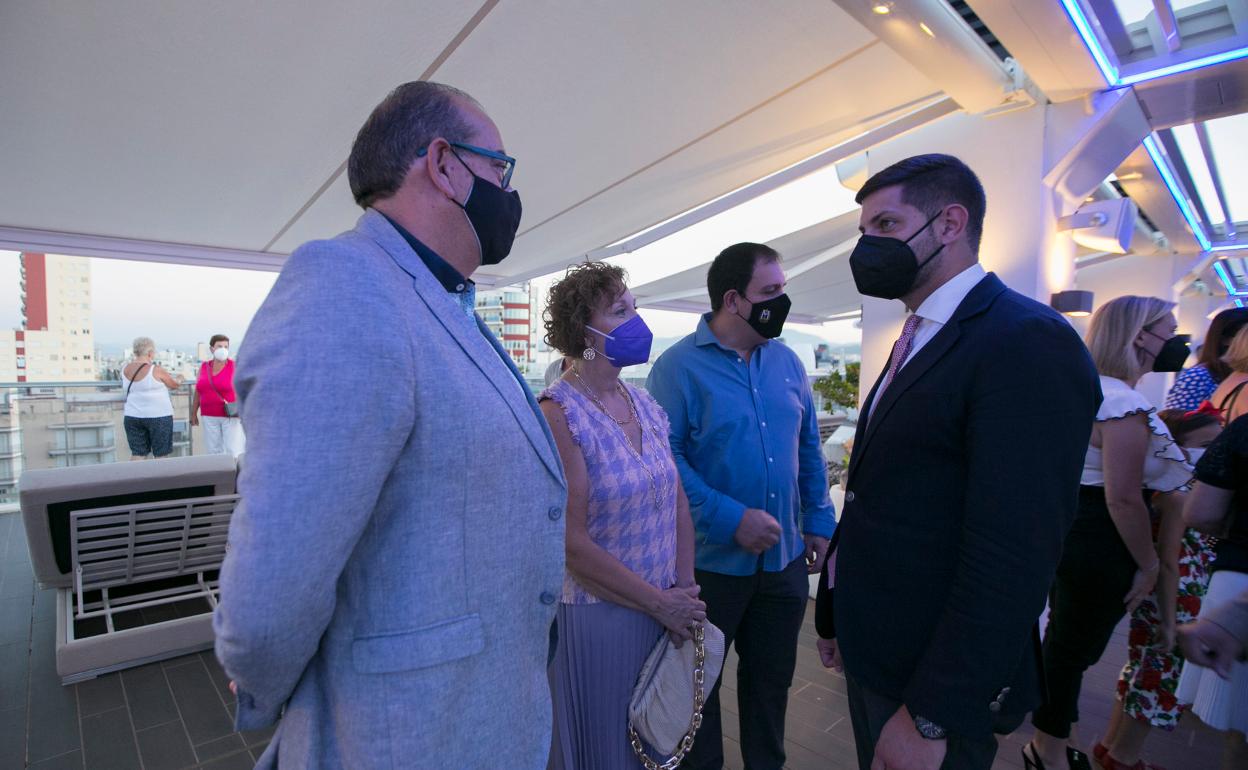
left=913, top=264, right=987, bottom=324
left=694, top=312, right=772, bottom=352
left=380, top=213, right=472, bottom=294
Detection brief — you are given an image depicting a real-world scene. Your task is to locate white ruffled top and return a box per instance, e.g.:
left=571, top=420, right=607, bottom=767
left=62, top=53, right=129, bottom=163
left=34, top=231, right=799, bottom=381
left=1082, top=376, right=1192, bottom=492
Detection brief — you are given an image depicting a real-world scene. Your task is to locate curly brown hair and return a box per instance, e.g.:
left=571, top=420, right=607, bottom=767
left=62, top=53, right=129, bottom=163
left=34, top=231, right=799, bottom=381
left=543, top=262, right=628, bottom=358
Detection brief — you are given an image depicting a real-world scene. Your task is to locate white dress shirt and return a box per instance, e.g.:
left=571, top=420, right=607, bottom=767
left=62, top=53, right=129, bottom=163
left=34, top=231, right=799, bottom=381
left=871, top=264, right=987, bottom=410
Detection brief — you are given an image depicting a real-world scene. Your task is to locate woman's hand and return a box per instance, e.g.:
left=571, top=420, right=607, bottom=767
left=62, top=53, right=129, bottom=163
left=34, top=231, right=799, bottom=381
left=1124, top=561, right=1159, bottom=613
left=654, top=585, right=706, bottom=647
left=190, top=413, right=199, bottom=427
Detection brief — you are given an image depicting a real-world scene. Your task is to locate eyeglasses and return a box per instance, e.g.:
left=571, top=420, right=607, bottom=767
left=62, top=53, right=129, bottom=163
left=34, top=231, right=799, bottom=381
left=418, top=141, right=516, bottom=188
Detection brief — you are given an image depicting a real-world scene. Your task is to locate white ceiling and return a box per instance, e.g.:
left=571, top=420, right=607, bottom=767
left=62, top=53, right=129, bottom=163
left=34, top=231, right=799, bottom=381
left=0, top=0, right=941, bottom=286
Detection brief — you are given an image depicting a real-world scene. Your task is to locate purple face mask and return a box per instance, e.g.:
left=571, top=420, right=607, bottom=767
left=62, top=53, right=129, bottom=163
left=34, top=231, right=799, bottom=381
left=587, top=314, right=654, bottom=367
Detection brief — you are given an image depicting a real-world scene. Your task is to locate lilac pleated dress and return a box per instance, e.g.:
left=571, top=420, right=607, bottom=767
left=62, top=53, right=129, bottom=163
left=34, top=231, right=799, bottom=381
left=540, top=379, right=679, bottom=769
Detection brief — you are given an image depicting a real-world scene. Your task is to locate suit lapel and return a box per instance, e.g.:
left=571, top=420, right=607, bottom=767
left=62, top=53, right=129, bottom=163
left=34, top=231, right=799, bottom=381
left=471, top=314, right=566, bottom=484
left=857, top=321, right=963, bottom=449
left=847, top=274, right=1007, bottom=481
left=358, top=211, right=566, bottom=486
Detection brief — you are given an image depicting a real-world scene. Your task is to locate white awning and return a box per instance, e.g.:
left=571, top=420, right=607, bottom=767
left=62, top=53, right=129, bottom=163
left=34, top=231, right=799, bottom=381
left=0, top=1, right=940, bottom=285
left=630, top=210, right=863, bottom=324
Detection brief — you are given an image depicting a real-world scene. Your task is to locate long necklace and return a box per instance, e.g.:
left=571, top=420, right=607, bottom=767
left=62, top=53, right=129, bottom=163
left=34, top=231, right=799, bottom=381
left=571, top=369, right=668, bottom=507
left=571, top=369, right=633, bottom=425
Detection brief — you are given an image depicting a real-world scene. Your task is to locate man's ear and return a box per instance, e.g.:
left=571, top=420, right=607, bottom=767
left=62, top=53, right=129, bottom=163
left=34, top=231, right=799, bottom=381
left=938, top=204, right=969, bottom=244
left=424, top=138, right=460, bottom=200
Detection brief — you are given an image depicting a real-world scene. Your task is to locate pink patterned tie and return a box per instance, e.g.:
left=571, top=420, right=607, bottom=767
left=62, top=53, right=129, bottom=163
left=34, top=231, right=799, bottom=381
left=881, top=313, right=922, bottom=392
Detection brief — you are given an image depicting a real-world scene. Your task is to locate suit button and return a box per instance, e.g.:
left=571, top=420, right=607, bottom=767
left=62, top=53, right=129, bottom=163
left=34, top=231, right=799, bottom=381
left=989, top=701, right=1001, bottom=713
left=846, top=491, right=856, bottom=503
left=540, top=591, right=556, bottom=605
left=547, top=506, right=562, bottom=521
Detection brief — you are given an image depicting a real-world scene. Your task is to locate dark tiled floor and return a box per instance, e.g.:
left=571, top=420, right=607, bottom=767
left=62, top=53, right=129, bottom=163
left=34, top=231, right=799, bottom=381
left=0, top=512, right=1226, bottom=768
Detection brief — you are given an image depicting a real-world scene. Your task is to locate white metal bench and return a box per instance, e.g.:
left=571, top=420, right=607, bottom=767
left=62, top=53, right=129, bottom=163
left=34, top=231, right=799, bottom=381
left=19, top=454, right=241, bottom=684
left=68, top=494, right=236, bottom=639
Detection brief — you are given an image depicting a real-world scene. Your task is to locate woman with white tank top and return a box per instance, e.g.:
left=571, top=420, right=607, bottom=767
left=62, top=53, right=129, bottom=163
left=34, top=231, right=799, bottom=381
left=121, top=336, right=183, bottom=459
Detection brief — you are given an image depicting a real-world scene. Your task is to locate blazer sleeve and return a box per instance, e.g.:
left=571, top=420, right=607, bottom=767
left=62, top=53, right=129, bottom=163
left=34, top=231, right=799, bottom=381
left=213, top=241, right=417, bottom=730
left=900, top=313, right=1100, bottom=738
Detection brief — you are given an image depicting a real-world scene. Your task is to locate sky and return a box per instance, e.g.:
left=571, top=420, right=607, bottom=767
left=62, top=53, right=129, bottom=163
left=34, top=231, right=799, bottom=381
left=0, top=159, right=866, bottom=352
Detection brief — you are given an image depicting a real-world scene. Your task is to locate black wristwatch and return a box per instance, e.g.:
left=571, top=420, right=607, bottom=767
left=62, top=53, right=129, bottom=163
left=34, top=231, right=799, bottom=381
left=913, top=715, right=947, bottom=740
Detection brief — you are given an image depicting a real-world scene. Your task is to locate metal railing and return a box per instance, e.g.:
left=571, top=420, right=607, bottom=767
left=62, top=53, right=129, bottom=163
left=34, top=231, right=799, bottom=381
left=0, top=379, right=201, bottom=509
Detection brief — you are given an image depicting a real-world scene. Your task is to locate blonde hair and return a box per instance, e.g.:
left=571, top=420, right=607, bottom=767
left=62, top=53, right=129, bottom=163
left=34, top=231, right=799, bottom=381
left=132, top=336, right=156, bottom=358
left=1086, top=295, right=1175, bottom=380
left=1225, top=325, right=1248, bottom=373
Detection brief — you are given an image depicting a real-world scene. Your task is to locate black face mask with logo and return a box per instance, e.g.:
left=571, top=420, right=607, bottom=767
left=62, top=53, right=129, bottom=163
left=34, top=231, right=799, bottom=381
left=1145, top=330, right=1192, bottom=373
left=453, top=151, right=523, bottom=266
left=848, top=211, right=945, bottom=300
left=737, top=293, right=792, bottom=339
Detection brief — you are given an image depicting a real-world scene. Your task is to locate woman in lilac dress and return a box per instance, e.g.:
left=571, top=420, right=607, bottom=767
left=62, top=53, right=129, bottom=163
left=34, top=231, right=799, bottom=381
left=540, top=262, right=703, bottom=769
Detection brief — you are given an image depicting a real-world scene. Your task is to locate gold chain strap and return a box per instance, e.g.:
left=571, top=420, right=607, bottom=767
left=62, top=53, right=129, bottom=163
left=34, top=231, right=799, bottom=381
left=627, top=624, right=707, bottom=770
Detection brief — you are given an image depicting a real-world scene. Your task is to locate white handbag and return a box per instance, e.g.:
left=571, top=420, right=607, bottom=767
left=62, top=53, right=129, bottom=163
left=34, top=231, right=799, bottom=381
left=627, top=622, right=726, bottom=770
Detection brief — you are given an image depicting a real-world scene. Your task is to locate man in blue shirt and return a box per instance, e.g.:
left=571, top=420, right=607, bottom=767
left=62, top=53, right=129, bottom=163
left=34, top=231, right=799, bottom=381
left=647, top=242, right=836, bottom=770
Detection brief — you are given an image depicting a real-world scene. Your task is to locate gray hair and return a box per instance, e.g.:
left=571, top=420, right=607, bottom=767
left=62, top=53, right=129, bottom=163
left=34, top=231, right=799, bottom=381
left=132, top=336, right=156, bottom=358
left=347, top=81, right=480, bottom=209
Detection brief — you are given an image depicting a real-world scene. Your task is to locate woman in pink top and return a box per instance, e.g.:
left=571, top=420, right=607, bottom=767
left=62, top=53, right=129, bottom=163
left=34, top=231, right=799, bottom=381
left=540, top=262, right=704, bottom=769
left=191, top=333, right=244, bottom=456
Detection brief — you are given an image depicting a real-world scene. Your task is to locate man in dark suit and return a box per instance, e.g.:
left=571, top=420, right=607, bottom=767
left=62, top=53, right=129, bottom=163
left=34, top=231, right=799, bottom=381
left=815, top=154, right=1101, bottom=770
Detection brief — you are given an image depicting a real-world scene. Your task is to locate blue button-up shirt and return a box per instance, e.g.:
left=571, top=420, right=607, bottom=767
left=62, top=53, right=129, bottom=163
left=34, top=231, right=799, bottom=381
left=647, top=314, right=836, bottom=575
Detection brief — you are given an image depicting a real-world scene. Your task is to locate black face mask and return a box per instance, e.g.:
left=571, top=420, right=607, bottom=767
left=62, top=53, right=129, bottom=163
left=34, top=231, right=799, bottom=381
left=453, top=151, right=522, bottom=266
left=1145, top=331, right=1191, bottom=373
left=736, top=293, right=792, bottom=339
left=848, top=211, right=946, bottom=300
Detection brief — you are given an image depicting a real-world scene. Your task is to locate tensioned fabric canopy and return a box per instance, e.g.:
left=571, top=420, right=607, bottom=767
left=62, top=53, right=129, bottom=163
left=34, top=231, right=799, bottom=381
left=629, top=210, right=863, bottom=324
left=0, top=0, right=940, bottom=284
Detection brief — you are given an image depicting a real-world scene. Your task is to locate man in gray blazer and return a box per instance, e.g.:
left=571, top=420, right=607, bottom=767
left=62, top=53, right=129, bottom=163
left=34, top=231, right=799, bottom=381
left=214, top=82, right=567, bottom=769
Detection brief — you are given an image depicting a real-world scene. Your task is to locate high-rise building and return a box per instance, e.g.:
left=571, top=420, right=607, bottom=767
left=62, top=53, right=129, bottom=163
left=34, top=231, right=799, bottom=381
left=1, top=253, right=95, bottom=383
left=475, top=283, right=534, bottom=370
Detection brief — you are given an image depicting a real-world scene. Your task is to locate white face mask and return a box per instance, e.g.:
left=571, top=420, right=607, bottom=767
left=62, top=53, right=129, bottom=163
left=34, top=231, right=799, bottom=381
left=213, top=347, right=229, bottom=362
left=1186, top=447, right=1206, bottom=466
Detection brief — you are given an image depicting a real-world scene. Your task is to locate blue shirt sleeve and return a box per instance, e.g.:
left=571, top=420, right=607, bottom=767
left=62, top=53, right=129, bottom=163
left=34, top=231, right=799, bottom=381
left=647, top=354, right=747, bottom=545
left=796, top=360, right=837, bottom=538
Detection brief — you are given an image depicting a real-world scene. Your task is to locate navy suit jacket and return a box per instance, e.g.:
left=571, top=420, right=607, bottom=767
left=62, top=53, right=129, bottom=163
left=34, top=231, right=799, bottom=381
left=815, top=273, right=1101, bottom=739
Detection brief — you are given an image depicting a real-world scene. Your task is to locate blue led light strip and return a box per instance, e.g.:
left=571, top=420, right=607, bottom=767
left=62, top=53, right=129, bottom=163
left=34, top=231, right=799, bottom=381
left=1058, top=0, right=1118, bottom=85
left=1143, top=135, right=1213, bottom=251
left=1119, top=47, right=1248, bottom=86
left=1213, top=260, right=1248, bottom=296
left=1058, top=1, right=1248, bottom=87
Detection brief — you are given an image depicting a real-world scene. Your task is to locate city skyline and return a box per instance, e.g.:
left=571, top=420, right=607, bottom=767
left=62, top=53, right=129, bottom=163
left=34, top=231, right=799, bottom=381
left=2, top=249, right=861, bottom=361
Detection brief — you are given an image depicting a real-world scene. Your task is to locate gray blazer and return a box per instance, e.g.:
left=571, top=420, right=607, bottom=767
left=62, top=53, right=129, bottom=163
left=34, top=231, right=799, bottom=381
left=214, top=210, right=567, bottom=769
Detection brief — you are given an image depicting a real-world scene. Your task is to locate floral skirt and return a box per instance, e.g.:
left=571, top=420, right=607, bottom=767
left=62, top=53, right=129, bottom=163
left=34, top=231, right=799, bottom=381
left=1116, top=529, right=1213, bottom=729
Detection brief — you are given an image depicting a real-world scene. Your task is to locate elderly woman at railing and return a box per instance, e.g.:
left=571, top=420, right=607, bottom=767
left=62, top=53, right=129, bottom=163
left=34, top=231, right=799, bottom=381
left=539, top=262, right=704, bottom=769
left=121, top=336, right=181, bottom=460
